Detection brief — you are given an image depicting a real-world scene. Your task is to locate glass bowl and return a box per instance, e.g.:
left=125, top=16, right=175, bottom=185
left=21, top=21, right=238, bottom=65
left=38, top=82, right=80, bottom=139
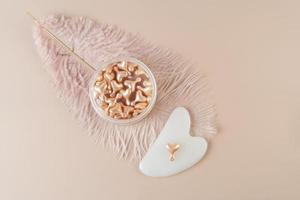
left=89, top=57, right=157, bottom=125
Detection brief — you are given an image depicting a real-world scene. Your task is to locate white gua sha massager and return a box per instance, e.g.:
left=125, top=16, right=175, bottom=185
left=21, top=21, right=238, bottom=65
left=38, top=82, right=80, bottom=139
left=139, top=107, right=208, bottom=177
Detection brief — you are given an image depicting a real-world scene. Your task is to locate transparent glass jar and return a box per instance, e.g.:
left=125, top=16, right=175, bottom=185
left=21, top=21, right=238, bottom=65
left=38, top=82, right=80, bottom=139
left=89, top=57, right=157, bottom=125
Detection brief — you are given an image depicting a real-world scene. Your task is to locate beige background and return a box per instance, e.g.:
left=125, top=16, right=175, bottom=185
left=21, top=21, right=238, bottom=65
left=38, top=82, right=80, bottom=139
left=1, top=0, right=300, bottom=199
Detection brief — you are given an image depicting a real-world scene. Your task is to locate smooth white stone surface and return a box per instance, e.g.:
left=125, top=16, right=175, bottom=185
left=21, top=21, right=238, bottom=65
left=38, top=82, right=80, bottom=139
left=139, top=107, right=208, bottom=177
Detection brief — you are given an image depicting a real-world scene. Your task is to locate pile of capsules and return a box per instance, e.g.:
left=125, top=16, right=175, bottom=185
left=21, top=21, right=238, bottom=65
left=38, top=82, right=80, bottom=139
left=91, top=60, right=153, bottom=120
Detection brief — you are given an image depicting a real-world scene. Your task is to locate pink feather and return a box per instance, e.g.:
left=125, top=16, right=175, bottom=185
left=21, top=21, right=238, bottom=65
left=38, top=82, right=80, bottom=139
left=32, top=14, right=218, bottom=161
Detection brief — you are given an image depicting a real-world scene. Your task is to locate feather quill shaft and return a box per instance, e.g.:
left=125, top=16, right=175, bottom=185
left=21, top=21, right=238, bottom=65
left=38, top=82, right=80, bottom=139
left=27, top=12, right=96, bottom=71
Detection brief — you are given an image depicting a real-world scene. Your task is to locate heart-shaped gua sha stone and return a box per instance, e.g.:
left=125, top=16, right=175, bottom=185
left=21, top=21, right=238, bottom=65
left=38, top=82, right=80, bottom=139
left=139, top=107, right=208, bottom=177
